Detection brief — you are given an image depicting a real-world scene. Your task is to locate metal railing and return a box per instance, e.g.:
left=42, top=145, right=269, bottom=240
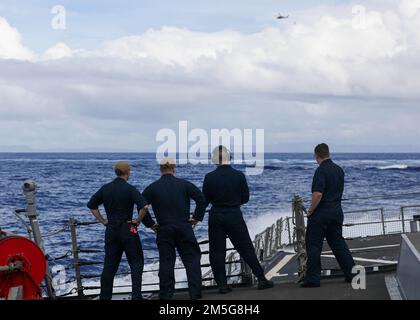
left=10, top=186, right=420, bottom=298
left=254, top=216, right=293, bottom=262
left=401, top=205, right=420, bottom=233
left=254, top=197, right=420, bottom=264
left=253, top=196, right=420, bottom=283
left=66, top=217, right=251, bottom=298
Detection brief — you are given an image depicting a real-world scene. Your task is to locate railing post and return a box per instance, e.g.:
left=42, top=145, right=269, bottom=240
left=258, top=249, right=264, bottom=262
left=401, top=207, right=406, bottom=233
left=287, top=217, right=292, bottom=245
left=263, top=227, right=270, bottom=260
left=240, top=257, right=253, bottom=286
left=292, top=195, right=307, bottom=283
left=380, top=208, right=386, bottom=235
left=276, top=218, right=283, bottom=249
left=227, top=254, right=233, bottom=276
left=268, top=225, right=274, bottom=257
left=254, top=234, right=264, bottom=262
left=69, top=217, right=84, bottom=299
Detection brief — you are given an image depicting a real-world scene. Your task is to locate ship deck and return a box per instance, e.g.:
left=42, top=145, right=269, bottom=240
left=166, top=234, right=403, bottom=300
left=105, top=233, right=406, bottom=301
left=170, top=272, right=392, bottom=300
left=407, top=232, right=420, bottom=251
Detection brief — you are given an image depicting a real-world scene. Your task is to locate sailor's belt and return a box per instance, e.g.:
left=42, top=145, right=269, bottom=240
left=107, top=220, right=133, bottom=226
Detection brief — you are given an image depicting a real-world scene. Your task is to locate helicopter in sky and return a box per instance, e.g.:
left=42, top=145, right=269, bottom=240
left=276, top=13, right=290, bottom=20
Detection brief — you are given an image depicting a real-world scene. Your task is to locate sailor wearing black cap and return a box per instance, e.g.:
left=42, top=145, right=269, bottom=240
left=87, top=161, right=154, bottom=300
left=202, top=146, right=274, bottom=294
left=302, top=144, right=355, bottom=288
left=142, top=158, right=206, bottom=300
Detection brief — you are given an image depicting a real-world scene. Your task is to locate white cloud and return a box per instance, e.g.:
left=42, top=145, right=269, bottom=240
left=399, top=0, right=420, bottom=17
left=77, top=7, right=420, bottom=99
left=0, top=17, right=34, bottom=60
left=42, top=42, right=75, bottom=61
left=0, top=0, right=420, bottom=152
left=101, top=27, right=242, bottom=70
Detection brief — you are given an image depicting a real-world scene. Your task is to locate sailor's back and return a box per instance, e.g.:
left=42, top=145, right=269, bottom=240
left=86, top=161, right=149, bottom=300
left=143, top=174, right=206, bottom=225
left=312, top=158, right=345, bottom=212
left=303, top=144, right=355, bottom=288
left=203, top=165, right=249, bottom=211
left=142, top=158, right=205, bottom=300
left=202, top=146, right=274, bottom=293
left=88, top=177, right=145, bottom=224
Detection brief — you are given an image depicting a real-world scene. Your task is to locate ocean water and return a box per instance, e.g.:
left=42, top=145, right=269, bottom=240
left=1, top=152, right=420, bottom=295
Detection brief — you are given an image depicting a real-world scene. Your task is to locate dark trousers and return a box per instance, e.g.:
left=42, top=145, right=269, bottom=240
left=305, top=209, right=355, bottom=285
left=100, top=223, right=144, bottom=300
left=156, top=223, right=202, bottom=300
left=208, top=210, right=264, bottom=287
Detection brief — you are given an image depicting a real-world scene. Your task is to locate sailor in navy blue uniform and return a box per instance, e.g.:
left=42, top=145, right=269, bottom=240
left=142, top=157, right=206, bottom=300
left=87, top=161, right=154, bottom=300
left=302, top=143, right=355, bottom=287
left=203, top=146, right=274, bottom=294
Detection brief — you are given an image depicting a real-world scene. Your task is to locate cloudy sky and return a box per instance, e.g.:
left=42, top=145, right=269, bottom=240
left=0, top=0, right=420, bottom=152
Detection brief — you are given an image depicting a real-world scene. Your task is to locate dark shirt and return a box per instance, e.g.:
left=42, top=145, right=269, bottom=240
left=312, top=159, right=345, bottom=210
left=142, top=174, right=206, bottom=226
left=202, top=165, right=250, bottom=210
left=87, top=177, right=154, bottom=227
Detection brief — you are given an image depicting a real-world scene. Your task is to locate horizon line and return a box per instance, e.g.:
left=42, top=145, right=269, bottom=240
left=1, top=151, right=420, bottom=154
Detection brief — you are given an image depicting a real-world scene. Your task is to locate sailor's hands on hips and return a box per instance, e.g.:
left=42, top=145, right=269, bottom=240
left=151, top=224, right=159, bottom=233
left=132, top=205, right=149, bottom=226
left=130, top=219, right=141, bottom=226
left=189, top=218, right=199, bottom=226
left=139, top=205, right=149, bottom=218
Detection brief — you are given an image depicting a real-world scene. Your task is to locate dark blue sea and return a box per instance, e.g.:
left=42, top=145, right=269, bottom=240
left=1, top=153, right=420, bottom=294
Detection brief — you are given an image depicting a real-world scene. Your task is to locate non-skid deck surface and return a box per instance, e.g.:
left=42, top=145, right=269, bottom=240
left=265, top=234, right=401, bottom=282
left=165, top=272, right=391, bottom=300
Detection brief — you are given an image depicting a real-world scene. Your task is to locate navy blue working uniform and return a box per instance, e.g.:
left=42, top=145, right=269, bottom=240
left=142, top=174, right=206, bottom=300
left=305, top=159, right=355, bottom=285
left=203, top=165, right=265, bottom=287
left=87, top=177, right=153, bottom=300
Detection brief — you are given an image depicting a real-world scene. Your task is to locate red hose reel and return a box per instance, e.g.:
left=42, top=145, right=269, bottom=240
left=0, top=236, right=46, bottom=300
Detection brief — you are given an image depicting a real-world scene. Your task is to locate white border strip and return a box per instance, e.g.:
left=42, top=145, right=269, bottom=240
left=401, top=234, right=420, bottom=262
left=321, top=254, right=397, bottom=265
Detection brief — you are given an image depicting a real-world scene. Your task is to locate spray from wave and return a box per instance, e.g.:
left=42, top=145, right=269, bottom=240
left=246, top=210, right=292, bottom=239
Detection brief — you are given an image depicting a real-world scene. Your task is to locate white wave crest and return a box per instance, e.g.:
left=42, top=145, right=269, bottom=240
left=377, top=164, right=409, bottom=170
